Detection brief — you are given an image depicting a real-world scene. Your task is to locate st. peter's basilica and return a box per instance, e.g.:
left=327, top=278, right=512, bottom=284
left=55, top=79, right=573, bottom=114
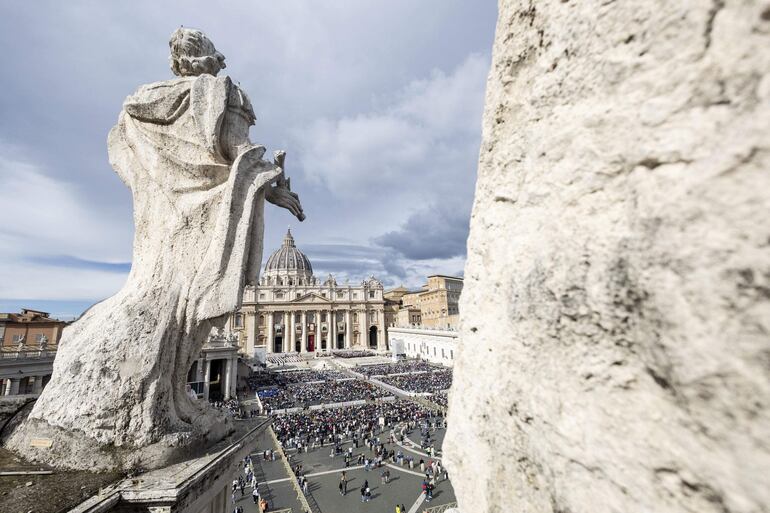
left=226, top=229, right=386, bottom=356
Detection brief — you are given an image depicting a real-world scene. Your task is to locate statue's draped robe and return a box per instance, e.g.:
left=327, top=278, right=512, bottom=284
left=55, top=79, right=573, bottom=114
left=28, top=75, right=279, bottom=449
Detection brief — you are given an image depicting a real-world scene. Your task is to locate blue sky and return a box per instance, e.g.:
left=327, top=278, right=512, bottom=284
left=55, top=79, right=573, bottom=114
left=0, top=1, right=497, bottom=320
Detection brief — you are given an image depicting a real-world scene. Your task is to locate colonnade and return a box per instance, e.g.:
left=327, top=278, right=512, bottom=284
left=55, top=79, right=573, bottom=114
left=251, top=307, right=387, bottom=353
left=194, top=353, right=238, bottom=401
left=1, top=375, right=48, bottom=396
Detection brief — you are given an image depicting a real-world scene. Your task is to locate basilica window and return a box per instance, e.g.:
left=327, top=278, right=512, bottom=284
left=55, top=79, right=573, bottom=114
left=259, top=293, right=265, bottom=299
left=321, top=313, right=327, bottom=322
left=336, top=291, right=344, bottom=298
left=258, top=315, right=264, bottom=326
left=295, top=313, right=301, bottom=323
left=275, top=292, right=284, bottom=299
left=369, top=290, right=375, bottom=298
left=234, top=313, right=243, bottom=327
left=352, top=292, right=358, bottom=299
left=353, top=313, right=358, bottom=322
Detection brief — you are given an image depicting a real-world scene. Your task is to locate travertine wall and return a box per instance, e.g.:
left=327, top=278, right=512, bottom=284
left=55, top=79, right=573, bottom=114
left=445, top=1, right=770, bottom=512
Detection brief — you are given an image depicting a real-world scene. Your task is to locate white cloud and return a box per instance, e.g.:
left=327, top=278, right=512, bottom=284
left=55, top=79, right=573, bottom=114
left=0, top=148, right=131, bottom=300
left=296, top=53, right=488, bottom=199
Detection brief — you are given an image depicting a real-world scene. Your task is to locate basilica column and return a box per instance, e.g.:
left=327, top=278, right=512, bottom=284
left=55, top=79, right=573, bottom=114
left=330, top=311, right=336, bottom=351
left=345, top=309, right=352, bottom=348
left=361, top=310, right=368, bottom=348
left=283, top=312, right=294, bottom=353
left=378, top=309, right=386, bottom=351
left=301, top=311, right=307, bottom=353
left=283, top=311, right=289, bottom=353
left=266, top=311, right=274, bottom=354
left=246, top=312, right=256, bottom=357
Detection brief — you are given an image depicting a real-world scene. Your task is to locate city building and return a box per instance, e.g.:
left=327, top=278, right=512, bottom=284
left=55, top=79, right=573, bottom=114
left=414, top=275, right=463, bottom=329
left=0, top=309, right=68, bottom=396
left=0, top=308, right=68, bottom=350
left=227, top=229, right=387, bottom=356
left=385, top=275, right=463, bottom=330
left=387, top=325, right=457, bottom=367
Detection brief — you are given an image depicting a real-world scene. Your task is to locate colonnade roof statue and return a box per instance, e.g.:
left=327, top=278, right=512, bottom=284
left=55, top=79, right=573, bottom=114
left=6, top=28, right=305, bottom=471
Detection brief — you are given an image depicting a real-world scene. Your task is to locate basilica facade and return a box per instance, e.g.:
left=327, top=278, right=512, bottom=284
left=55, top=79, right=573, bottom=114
left=227, top=229, right=386, bottom=356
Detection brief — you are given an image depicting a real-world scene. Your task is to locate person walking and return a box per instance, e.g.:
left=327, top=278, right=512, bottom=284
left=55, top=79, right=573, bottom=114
left=252, top=487, right=260, bottom=504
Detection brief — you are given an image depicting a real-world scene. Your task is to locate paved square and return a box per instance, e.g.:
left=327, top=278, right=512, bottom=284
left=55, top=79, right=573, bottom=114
left=234, top=420, right=455, bottom=513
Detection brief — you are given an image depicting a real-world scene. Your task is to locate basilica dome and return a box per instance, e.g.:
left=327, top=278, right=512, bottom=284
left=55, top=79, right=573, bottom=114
left=263, top=229, right=313, bottom=278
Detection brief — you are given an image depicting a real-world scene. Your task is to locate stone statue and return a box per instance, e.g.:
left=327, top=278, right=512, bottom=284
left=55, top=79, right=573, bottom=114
left=7, top=28, right=304, bottom=471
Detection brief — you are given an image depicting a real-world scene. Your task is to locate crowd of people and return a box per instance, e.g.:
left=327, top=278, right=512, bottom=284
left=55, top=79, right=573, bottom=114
left=266, top=353, right=303, bottom=366
left=278, top=369, right=348, bottom=383
left=246, top=369, right=348, bottom=392
left=431, top=391, right=449, bottom=408
left=211, top=398, right=244, bottom=417
left=354, top=360, right=439, bottom=377
left=333, top=349, right=375, bottom=358
left=379, top=370, right=453, bottom=394
left=259, top=380, right=390, bottom=411
left=271, top=399, right=442, bottom=449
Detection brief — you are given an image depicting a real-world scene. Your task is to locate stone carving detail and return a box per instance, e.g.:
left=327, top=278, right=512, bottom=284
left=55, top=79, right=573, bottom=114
left=7, top=28, right=304, bottom=471
left=445, top=2, right=769, bottom=513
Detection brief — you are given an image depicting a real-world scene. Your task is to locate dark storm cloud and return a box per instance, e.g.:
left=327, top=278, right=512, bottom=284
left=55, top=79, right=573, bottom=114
left=374, top=203, right=471, bottom=260
left=25, top=255, right=131, bottom=273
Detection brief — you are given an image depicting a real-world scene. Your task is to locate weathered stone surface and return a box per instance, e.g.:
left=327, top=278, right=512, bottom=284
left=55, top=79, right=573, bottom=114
left=445, top=2, right=770, bottom=512
left=6, top=28, right=303, bottom=471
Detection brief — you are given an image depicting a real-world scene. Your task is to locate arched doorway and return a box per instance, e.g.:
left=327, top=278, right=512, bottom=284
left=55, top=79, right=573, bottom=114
left=274, top=336, right=283, bottom=353
left=368, top=326, right=378, bottom=349
left=337, top=333, right=345, bottom=349
left=307, top=334, right=315, bottom=352
left=321, top=338, right=327, bottom=351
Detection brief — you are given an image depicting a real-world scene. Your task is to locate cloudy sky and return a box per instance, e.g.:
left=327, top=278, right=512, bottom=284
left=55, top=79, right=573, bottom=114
left=0, top=1, right=497, bottom=319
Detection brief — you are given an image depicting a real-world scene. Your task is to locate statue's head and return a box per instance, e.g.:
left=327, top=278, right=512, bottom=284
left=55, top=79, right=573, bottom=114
left=169, top=28, right=226, bottom=77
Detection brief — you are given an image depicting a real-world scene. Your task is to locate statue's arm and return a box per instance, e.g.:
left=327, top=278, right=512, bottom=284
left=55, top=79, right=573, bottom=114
left=218, top=81, right=304, bottom=221
left=264, top=151, right=305, bottom=221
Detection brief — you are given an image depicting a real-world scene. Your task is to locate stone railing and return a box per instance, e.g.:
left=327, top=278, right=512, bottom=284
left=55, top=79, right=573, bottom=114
left=202, top=338, right=238, bottom=349
left=0, top=349, right=57, bottom=359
